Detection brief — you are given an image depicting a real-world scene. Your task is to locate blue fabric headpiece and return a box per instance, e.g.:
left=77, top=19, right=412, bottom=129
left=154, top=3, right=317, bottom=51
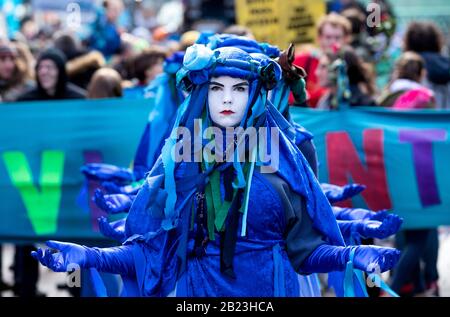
left=176, top=44, right=281, bottom=92
left=197, top=33, right=280, bottom=58
left=159, top=46, right=282, bottom=230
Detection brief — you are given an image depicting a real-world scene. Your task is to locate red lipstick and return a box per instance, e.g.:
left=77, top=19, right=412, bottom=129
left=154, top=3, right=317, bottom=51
left=220, top=110, right=235, bottom=115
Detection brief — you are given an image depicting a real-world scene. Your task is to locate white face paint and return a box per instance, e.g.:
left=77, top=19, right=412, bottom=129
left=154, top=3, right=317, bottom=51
left=208, top=76, right=250, bottom=128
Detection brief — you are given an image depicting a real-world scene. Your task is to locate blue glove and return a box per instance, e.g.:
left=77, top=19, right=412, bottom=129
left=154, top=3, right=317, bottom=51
left=369, top=210, right=390, bottom=221
left=80, top=163, right=134, bottom=184
left=98, top=217, right=127, bottom=243
left=333, top=207, right=373, bottom=220
left=300, top=244, right=400, bottom=274
left=93, top=189, right=134, bottom=214
left=374, top=213, right=403, bottom=237
left=31, top=240, right=89, bottom=272
left=338, top=217, right=403, bottom=240
left=31, top=240, right=135, bottom=276
left=102, top=181, right=142, bottom=195
left=321, top=183, right=366, bottom=204
left=333, top=207, right=403, bottom=230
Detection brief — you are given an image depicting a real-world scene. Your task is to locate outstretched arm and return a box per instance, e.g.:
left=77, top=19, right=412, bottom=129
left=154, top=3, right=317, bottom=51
left=333, top=206, right=403, bottom=232
left=98, top=217, right=127, bottom=243
left=101, top=181, right=143, bottom=195
left=337, top=217, right=403, bottom=241
left=94, top=189, right=135, bottom=214
left=81, top=163, right=134, bottom=184
left=31, top=241, right=135, bottom=277
left=299, top=244, right=400, bottom=274
left=321, top=183, right=366, bottom=204
left=280, top=189, right=401, bottom=274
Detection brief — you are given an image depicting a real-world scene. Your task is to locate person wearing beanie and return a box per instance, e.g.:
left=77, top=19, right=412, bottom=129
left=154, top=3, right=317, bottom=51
left=17, top=48, right=85, bottom=101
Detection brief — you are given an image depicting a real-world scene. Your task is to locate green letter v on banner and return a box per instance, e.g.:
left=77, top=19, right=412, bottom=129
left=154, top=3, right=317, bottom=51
left=3, top=151, right=64, bottom=235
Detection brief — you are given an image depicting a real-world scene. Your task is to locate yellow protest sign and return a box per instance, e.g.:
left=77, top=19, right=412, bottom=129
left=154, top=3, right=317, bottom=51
left=235, top=0, right=326, bottom=49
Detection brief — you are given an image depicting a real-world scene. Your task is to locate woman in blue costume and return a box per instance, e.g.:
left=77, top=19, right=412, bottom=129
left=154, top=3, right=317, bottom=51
left=91, top=36, right=371, bottom=224
left=94, top=36, right=402, bottom=296
left=89, top=35, right=287, bottom=237
left=93, top=36, right=403, bottom=252
left=32, top=45, right=401, bottom=297
left=90, top=36, right=286, bottom=238
left=96, top=36, right=401, bottom=297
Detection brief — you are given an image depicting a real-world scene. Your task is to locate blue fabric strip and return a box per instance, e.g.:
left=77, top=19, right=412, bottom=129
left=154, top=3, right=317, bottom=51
left=88, top=268, right=107, bottom=297
left=273, top=244, right=286, bottom=297
left=354, top=269, right=370, bottom=297
left=240, top=148, right=256, bottom=237
left=161, top=93, right=193, bottom=230
left=344, top=247, right=356, bottom=297
left=175, top=271, right=188, bottom=297
left=379, top=278, right=400, bottom=297
left=75, top=179, right=90, bottom=213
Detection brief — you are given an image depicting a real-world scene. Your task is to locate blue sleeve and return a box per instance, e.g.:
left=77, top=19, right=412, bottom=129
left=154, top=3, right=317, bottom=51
left=333, top=207, right=373, bottom=220
left=86, top=245, right=136, bottom=277
left=262, top=173, right=327, bottom=272
left=297, top=139, right=318, bottom=177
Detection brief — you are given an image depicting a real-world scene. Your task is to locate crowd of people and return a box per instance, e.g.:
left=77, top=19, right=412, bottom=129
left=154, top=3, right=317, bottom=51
left=1, top=1, right=449, bottom=108
left=0, top=0, right=449, bottom=298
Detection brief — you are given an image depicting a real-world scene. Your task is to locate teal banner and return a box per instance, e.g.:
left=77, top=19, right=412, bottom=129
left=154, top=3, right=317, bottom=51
left=0, top=101, right=449, bottom=242
left=0, top=99, right=152, bottom=242
left=290, top=107, right=450, bottom=229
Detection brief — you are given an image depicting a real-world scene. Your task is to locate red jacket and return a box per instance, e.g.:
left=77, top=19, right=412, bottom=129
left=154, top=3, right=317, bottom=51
left=290, top=51, right=328, bottom=108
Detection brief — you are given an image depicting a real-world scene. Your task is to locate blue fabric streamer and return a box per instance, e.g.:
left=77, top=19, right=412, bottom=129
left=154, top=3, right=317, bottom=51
left=76, top=179, right=90, bottom=214
left=273, top=244, right=286, bottom=297
left=88, top=268, right=108, bottom=297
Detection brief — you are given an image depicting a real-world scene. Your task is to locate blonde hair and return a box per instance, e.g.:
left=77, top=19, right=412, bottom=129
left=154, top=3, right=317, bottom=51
left=317, top=13, right=352, bottom=37
left=87, top=68, right=123, bottom=99
left=14, top=41, right=35, bottom=81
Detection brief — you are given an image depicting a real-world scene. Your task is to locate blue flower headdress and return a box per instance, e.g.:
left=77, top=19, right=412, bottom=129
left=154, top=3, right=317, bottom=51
left=160, top=44, right=343, bottom=247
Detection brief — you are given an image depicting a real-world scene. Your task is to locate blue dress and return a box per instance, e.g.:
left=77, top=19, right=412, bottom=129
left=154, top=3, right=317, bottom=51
left=125, top=167, right=326, bottom=297
left=121, top=102, right=344, bottom=297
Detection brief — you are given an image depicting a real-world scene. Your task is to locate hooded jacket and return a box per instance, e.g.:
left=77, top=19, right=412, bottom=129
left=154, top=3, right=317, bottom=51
left=17, top=49, right=86, bottom=101
left=420, top=52, right=450, bottom=109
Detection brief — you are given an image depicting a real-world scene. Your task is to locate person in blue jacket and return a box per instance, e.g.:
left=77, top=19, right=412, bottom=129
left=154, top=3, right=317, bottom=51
left=88, top=0, right=123, bottom=59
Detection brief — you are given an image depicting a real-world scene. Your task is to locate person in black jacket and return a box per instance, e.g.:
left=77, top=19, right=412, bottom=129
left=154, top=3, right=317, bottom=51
left=404, top=22, right=450, bottom=110
left=17, top=48, right=85, bottom=101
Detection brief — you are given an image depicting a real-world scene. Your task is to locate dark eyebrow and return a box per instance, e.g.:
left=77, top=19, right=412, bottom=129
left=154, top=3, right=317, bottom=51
left=210, top=82, right=224, bottom=87
left=233, top=82, right=249, bottom=88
